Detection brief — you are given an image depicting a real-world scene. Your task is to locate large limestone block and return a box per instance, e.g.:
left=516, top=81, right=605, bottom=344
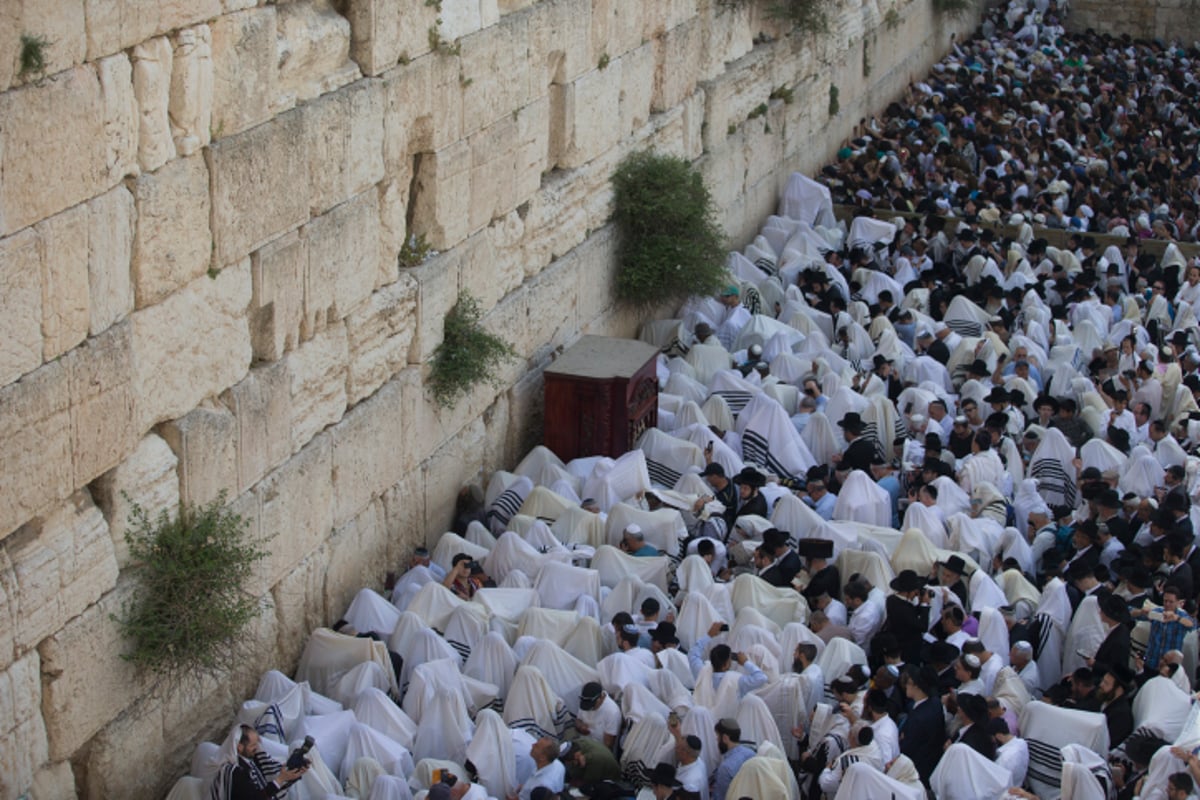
left=303, top=191, right=381, bottom=333
left=66, top=322, right=138, bottom=487
left=83, top=696, right=168, bottom=800
left=407, top=248, right=462, bottom=365
left=221, top=361, right=292, bottom=494
left=652, top=17, right=701, bottom=112
left=1, top=0, right=86, bottom=90
left=574, top=224, right=619, bottom=326
left=513, top=94, right=550, bottom=202
left=159, top=405, right=239, bottom=509
left=249, top=230, right=306, bottom=362
left=277, top=0, right=360, bottom=104
left=344, top=0, right=438, bottom=76
left=468, top=116, right=519, bottom=232
left=381, top=57, right=431, bottom=175
left=27, top=761, right=75, bottom=800
left=698, top=0, right=753, bottom=81
left=618, top=42, right=655, bottom=137
left=331, top=381, right=404, bottom=526
left=131, top=261, right=252, bottom=431
left=421, top=417, right=489, bottom=540
left=210, top=6, right=279, bottom=138
left=38, top=578, right=154, bottom=762
left=0, top=363, right=71, bottom=540
left=254, top=435, right=333, bottom=591
left=132, top=36, right=176, bottom=172
left=459, top=15, right=529, bottom=136
left=346, top=276, right=418, bottom=405
left=322, top=501, right=387, bottom=624
left=9, top=491, right=118, bottom=653
left=34, top=204, right=90, bottom=362
left=271, top=549, right=327, bottom=668
left=515, top=250, right=579, bottom=356
left=87, top=185, right=136, bottom=336
left=208, top=108, right=309, bottom=267
left=526, top=0, right=593, bottom=96
left=132, top=154, right=212, bottom=308
left=380, top=468, right=426, bottom=568
left=0, top=652, right=48, bottom=800
left=590, top=0, right=645, bottom=60
left=92, top=434, right=180, bottom=568
left=304, top=79, right=385, bottom=216
left=83, top=0, right=223, bottom=61
left=169, top=25, right=214, bottom=157
left=0, top=229, right=44, bottom=386
left=376, top=178, right=408, bottom=288
left=437, top=0, right=497, bottom=42
left=0, top=58, right=136, bottom=238
left=409, top=139, right=472, bottom=251
left=287, top=323, right=349, bottom=453
left=551, top=65, right=622, bottom=169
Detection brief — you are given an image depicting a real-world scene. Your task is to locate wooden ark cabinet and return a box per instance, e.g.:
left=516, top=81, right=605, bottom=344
left=543, top=336, right=660, bottom=462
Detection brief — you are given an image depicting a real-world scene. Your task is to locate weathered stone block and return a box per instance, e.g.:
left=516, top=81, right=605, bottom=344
left=208, top=108, right=309, bottom=267
left=331, top=381, right=404, bottom=526
left=9, top=491, right=118, bottom=653
left=34, top=204, right=90, bottom=362
left=407, top=247, right=462, bottom=364
left=66, top=321, right=138, bottom=487
left=425, top=53, right=465, bottom=153
left=437, top=0, right=494, bottom=42
left=221, top=361, right=292, bottom=495
left=87, top=185, right=136, bottom=337
left=0, top=0, right=86, bottom=91
left=169, top=24, right=214, bottom=157
left=0, top=229, right=43, bottom=387
left=551, top=66, right=622, bottom=169
left=0, top=652, right=48, bottom=800
left=377, top=178, right=408, bottom=288
left=409, top=140, right=472, bottom=250
left=516, top=249, right=578, bottom=356
left=92, top=433, right=180, bottom=567
left=83, top=0, right=223, bottom=61
left=83, top=695, right=168, bottom=800
left=346, top=276, right=418, bottom=405
left=131, top=260, right=252, bottom=431
left=276, top=0, right=360, bottom=105
left=653, top=18, right=701, bottom=112
left=345, top=0, right=438, bottom=76
left=526, top=0, right=593, bottom=95
left=514, top=94, right=550, bottom=202
left=469, top=116, right=519, bottom=232
left=303, top=191, right=381, bottom=334
left=132, top=154, right=212, bottom=308
left=699, top=0, right=752, bottom=81
left=0, top=363, right=71, bottom=540
left=40, top=582, right=153, bottom=760
left=574, top=224, right=619, bottom=327
left=287, top=323, right=349, bottom=453
left=210, top=6, right=279, bottom=138
left=271, top=549, right=327, bottom=668
left=254, top=434, right=332, bottom=590
left=28, top=760, right=75, bottom=800
left=304, top=79, right=385, bottom=216
left=323, top=500, right=386, bottom=623
left=159, top=405, right=239, bottom=509
left=459, top=15, right=530, bottom=136
left=250, top=231, right=306, bottom=362
left=590, top=0, right=646, bottom=60
left=618, top=42, right=655, bottom=137
left=381, top=57, right=431, bottom=174
left=421, top=416, right=488, bottom=541
left=132, top=36, right=175, bottom=172
left=0, top=58, right=135, bottom=238
left=380, top=467, right=426, bottom=568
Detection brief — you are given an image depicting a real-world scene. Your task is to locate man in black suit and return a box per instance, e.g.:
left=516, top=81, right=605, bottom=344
left=916, top=327, right=950, bottom=365
left=1090, top=593, right=1133, bottom=672
left=798, top=539, right=840, bottom=603
left=731, top=467, right=768, bottom=521
left=882, top=570, right=933, bottom=665
left=1165, top=533, right=1196, bottom=601
left=952, top=693, right=996, bottom=760
left=936, top=556, right=970, bottom=611
left=1061, top=520, right=1102, bottom=580
left=1096, top=662, right=1136, bottom=748
left=758, top=528, right=801, bottom=588
left=899, top=665, right=946, bottom=786
left=833, top=412, right=878, bottom=480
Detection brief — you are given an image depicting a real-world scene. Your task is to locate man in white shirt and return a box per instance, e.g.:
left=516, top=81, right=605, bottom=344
left=863, top=689, right=900, bottom=762
left=816, top=593, right=849, bottom=626
left=576, top=682, right=621, bottom=751
left=990, top=718, right=1028, bottom=787
left=666, top=717, right=709, bottom=800
left=1010, top=641, right=1041, bottom=696
left=513, top=738, right=565, bottom=800
left=818, top=724, right=884, bottom=797
left=845, top=580, right=884, bottom=648
left=793, top=642, right=824, bottom=715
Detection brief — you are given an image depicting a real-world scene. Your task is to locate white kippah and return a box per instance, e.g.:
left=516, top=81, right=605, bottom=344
left=625, top=523, right=642, bottom=536
left=1014, top=641, right=1033, bottom=654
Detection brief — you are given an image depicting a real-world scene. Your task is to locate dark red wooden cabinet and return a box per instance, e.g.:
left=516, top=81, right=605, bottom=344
left=543, top=336, right=660, bottom=462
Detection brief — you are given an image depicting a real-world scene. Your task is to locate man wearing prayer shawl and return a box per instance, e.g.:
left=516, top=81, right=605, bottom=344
left=211, top=725, right=307, bottom=800
left=513, top=738, right=565, bottom=800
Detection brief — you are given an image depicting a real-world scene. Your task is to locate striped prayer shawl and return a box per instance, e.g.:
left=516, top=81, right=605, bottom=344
left=754, top=256, right=778, bottom=278
left=446, top=637, right=472, bottom=662
left=744, top=286, right=764, bottom=317
left=741, top=429, right=801, bottom=483
left=1026, top=737, right=1063, bottom=790
left=487, top=487, right=525, bottom=529
left=1030, top=457, right=1077, bottom=508
left=710, top=390, right=754, bottom=417
left=253, top=704, right=287, bottom=744
left=946, top=318, right=983, bottom=337
left=645, top=457, right=682, bottom=490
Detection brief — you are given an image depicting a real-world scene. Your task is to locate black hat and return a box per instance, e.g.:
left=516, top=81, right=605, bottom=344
left=1097, top=489, right=1122, bottom=510
left=1099, top=592, right=1130, bottom=624
left=763, top=528, right=789, bottom=550
left=838, top=412, right=867, bottom=432
left=967, top=359, right=990, bottom=376
left=984, top=387, right=1010, bottom=404
left=796, top=539, right=834, bottom=560
left=1080, top=466, right=1103, bottom=482
left=1008, top=388, right=1026, bottom=406
left=651, top=622, right=680, bottom=646
left=924, top=640, right=961, bottom=665
left=732, top=466, right=766, bottom=488
left=890, top=569, right=925, bottom=592
left=1102, top=660, right=1136, bottom=690
left=649, top=763, right=680, bottom=788
left=1066, top=559, right=1095, bottom=582
left=873, top=354, right=893, bottom=369
left=957, top=692, right=989, bottom=723
left=938, top=554, right=968, bottom=575
left=700, top=463, right=726, bottom=478
left=579, top=681, right=604, bottom=710
left=1034, top=395, right=1060, bottom=412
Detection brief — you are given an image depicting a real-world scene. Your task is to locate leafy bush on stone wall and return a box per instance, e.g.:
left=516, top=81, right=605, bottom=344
left=611, top=150, right=728, bottom=308
left=429, top=291, right=517, bottom=408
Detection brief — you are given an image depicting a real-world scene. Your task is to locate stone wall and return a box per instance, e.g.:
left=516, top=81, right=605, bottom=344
left=0, top=1, right=978, bottom=797
left=1068, top=0, right=1200, bottom=40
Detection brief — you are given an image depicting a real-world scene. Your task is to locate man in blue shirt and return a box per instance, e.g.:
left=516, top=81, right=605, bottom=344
left=870, top=457, right=902, bottom=528
left=688, top=622, right=768, bottom=696
left=711, top=718, right=754, bottom=800
left=619, top=524, right=659, bottom=557
left=1135, top=584, right=1194, bottom=672
left=803, top=477, right=837, bottom=521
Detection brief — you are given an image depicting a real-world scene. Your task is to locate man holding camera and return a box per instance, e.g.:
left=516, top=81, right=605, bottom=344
left=214, top=725, right=309, bottom=800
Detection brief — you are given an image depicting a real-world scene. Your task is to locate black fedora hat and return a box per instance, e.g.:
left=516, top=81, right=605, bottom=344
left=890, top=569, right=925, bottom=593
left=795, top=538, right=834, bottom=560
left=838, top=412, right=866, bottom=432
left=732, top=466, right=766, bottom=488
left=938, top=554, right=968, bottom=575
left=984, top=387, right=1010, bottom=404
left=1098, top=592, right=1130, bottom=624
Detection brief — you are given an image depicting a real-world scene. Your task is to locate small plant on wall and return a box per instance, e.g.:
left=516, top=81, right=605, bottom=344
left=611, top=149, right=728, bottom=308
left=429, top=290, right=518, bottom=408
left=113, top=492, right=266, bottom=682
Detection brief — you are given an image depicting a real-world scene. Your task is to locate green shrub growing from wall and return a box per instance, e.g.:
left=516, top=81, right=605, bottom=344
left=429, top=291, right=517, bottom=408
left=611, top=150, right=728, bottom=308
left=114, top=492, right=266, bottom=681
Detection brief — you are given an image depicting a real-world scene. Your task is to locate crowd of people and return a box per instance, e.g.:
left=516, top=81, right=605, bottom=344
left=164, top=1, right=1200, bottom=799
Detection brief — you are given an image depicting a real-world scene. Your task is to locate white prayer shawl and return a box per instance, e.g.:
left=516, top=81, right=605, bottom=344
left=462, top=630, right=518, bottom=706
left=1122, top=453, right=1164, bottom=499
left=1033, top=578, right=1071, bottom=689
left=590, top=545, right=669, bottom=592
left=581, top=450, right=653, bottom=513
left=686, top=342, right=734, bottom=386
left=899, top=504, right=949, bottom=549
left=698, top=393, right=736, bottom=433
left=532, top=560, right=601, bottom=611
left=517, top=486, right=575, bottom=523
left=1020, top=701, right=1110, bottom=800
left=772, top=493, right=838, bottom=553
left=1029, top=428, right=1079, bottom=508
left=520, top=639, right=600, bottom=715
left=166, top=777, right=205, bottom=800
left=731, top=572, right=809, bottom=627
left=596, top=649, right=652, bottom=697
left=1064, top=596, right=1108, bottom=676
left=667, top=372, right=710, bottom=407
left=997, top=569, right=1042, bottom=617
left=623, top=681, right=673, bottom=726
left=604, top=503, right=685, bottom=558
left=657, top=647, right=695, bottom=692
left=1013, top=478, right=1046, bottom=538
left=780, top=172, right=837, bottom=229
left=465, top=708, right=518, bottom=800
left=515, top=445, right=571, bottom=487
left=550, top=506, right=606, bottom=549
left=296, top=711, right=357, bottom=783
left=638, top=427, right=706, bottom=490
left=754, top=672, right=809, bottom=759
left=1059, top=743, right=1115, bottom=800
left=296, top=628, right=398, bottom=698
left=730, top=621, right=782, bottom=663
left=692, top=666, right=742, bottom=720
left=999, top=526, right=1036, bottom=576
left=367, top=775, right=412, bottom=800
left=958, top=450, right=1006, bottom=497
left=823, top=385, right=870, bottom=433
left=331, top=661, right=392, bottom=709
left=931, top=475, right=972, bottom=518
left=969, top=568, right=1009, bottom=614
left=408, top=760, right=470, bottom=794
left=341, top=724, right=415, bottom=786
left=931, top=742, right=1013, bottom=800
left=670, top=400, right=710, bottom=433
left=1133, top=676, right=1193, bottom=741
left=353, top=688, right=418, bottom=750
left=463, top=520, right=497, bottom=552
left=484, top=532, right=562, bottom=586
left=835, top=760, right=922, bottom=800
left=443, top=601, right=491, bottom=663
left=343, top=589, right=403, bottom=638
left=397, top=628, right=460, bottom=696
left=676, top=591, right=723, bottom=652
left=391, top=566, right=437, bottom=612
left=432, top=533, right=491, bottom=576
left=993, top=666, right=1032, bottom=719
left=1081, top=439, right=1128, bottom=475
left=621, top=712, right=674, bottom=787
left=700, top=583, right=737, bottom=630
left=647, top=665, right=694, bottom=714
left=675, top=423, right=745, bottom=478
left=734, top=314, right=805, bottom=354
left=503, top=665, right=569, bottom=739
left=600, top=575, right=676, bottom=629
left=727, top=754, right=797, bottom=800
left=676, top=553, right=716, bottom=597
left=831, top=470, right=892, bottom=527
left=487, top=475, right=534, bottom=534
left=978, top=607, right=1011, bottom=667
left=738, top=395, right=817, bottom=481
left=816, top=638, right=868, bottom=694
left=471, top=588, right=538, bottom=645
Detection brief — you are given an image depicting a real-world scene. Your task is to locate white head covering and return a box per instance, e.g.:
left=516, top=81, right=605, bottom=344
left=465, top=708, right=518, bottom=799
